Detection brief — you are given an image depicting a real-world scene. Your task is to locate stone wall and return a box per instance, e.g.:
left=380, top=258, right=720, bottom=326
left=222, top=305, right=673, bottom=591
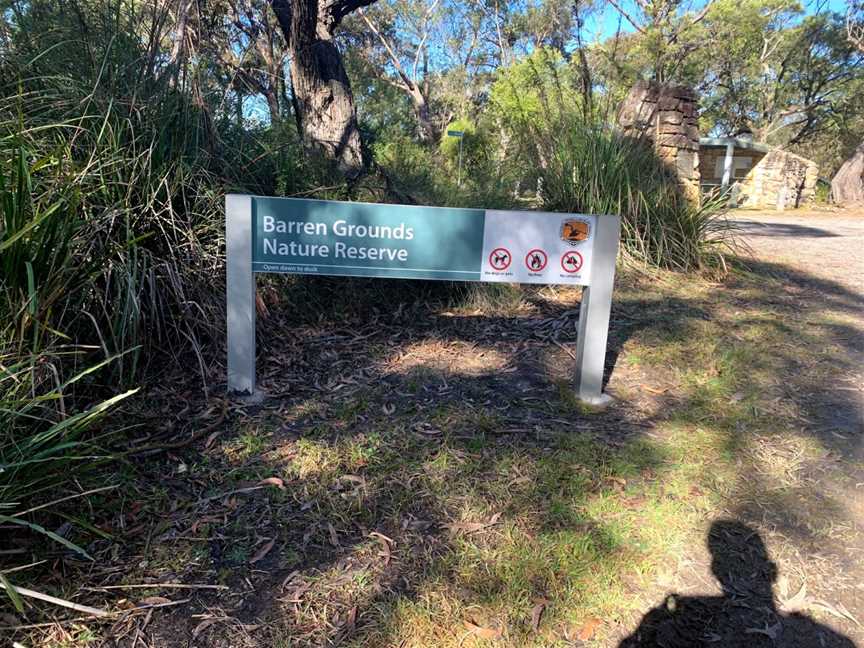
left=617, top=80, right=700, bottom=204
left=737, top=150, right=819, bottom=210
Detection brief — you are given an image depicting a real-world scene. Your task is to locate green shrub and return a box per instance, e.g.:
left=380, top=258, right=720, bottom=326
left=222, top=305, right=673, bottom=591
left=538, top=125, right=736, bottom=270
left=0, top=13, right=243, bottom=587
left=0, top=138, right=138, bottom=608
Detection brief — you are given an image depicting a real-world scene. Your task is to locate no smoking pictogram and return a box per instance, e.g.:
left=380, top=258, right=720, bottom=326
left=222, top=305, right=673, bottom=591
left=489, top=247, right=512, bottom=271
left=561, top=250, right=583, bottom=273
left=525, top=249, right=548, bottom=272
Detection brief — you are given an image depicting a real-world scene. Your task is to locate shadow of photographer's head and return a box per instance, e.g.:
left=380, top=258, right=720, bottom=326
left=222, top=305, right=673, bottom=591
left=708, top=519, right=778, bottom=604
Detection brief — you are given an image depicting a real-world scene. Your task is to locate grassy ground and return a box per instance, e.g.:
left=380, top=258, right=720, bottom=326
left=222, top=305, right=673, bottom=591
left=4, top=215, right=862, bottom=647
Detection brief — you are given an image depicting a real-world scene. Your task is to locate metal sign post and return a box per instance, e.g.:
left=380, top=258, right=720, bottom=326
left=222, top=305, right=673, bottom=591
left=447, top=129, right=465, bottom=187
left=226, top=194, right=256, bottom=395
left=225, top=195, right=620, bottom=404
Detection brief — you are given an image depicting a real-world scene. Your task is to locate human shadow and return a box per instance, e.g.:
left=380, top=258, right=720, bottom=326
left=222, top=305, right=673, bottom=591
left=120, top=236, right=864, bottom=645
left=619, top=520, right=856, bottom=648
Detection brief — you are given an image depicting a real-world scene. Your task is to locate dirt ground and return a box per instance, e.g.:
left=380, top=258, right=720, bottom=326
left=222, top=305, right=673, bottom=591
left=732, top=209, right=863, bottom=461
left=733, top=209, right=864, bottom=295
left=627, top=207, right=864, bottom=647
left=6, top=207, right=863, bottom=647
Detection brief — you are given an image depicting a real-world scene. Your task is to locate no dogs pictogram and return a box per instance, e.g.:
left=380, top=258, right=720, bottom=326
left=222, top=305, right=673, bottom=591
left=525, top=249, right=548, bottom=271
left=489, top=247, right=512, bottom=271
left=561, top=250, right=583, bottom=273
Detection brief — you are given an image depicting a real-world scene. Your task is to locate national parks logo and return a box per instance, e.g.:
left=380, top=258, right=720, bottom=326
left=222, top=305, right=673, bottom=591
left=560, top=218, right=590, bottom=245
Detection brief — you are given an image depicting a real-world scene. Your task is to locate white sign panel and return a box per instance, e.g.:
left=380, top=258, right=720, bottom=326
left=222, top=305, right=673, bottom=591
left=480, top=210, right=597, bottom=285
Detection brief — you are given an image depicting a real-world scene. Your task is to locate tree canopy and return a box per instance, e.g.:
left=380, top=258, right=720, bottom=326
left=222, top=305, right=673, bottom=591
left=0, top=0, right=860, bottom=176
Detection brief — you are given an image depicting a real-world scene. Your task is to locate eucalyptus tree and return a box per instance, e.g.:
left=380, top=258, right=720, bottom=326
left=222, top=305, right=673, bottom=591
left=346, top=0, right=444, bottom=141
left=215, top=0, right=290, bottom=128
left=849, top=1, right=864, bottom=52
left=695, top=3, right=863, bottom=148
left=268, top=0, right=379, bottom=177
left=602, top=0, right=718, bottom=82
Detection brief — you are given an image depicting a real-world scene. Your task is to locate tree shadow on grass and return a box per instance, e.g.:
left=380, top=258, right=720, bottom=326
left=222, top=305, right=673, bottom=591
left=674, top=256, right=862, bottom=456
left=134, top=375, right=670, bottom=646
left=81, top=252, right=864, bottom=647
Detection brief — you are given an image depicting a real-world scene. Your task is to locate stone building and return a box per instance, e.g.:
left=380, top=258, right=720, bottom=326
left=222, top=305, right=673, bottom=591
left=617, top=81, right=819, bottom=211
left=699, top=136, right=819, bottom=210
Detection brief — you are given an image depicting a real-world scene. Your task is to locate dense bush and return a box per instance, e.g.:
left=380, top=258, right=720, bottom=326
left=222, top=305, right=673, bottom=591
left=538, top=125, right=734, bottom=270
left=0, top=18, right=260, bottom=574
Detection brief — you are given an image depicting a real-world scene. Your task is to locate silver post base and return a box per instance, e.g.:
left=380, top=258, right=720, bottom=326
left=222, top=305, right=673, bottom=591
left=578, top=392, right=615, bottom=408
left=227, top=387, right=268, bottom=405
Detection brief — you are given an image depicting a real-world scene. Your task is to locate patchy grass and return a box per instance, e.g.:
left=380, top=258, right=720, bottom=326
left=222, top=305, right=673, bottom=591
left=7, top=255, right=863, bottom=647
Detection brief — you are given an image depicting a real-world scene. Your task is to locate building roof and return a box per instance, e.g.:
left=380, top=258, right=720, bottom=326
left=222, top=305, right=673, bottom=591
left=699, top=136, right=771, bottom=153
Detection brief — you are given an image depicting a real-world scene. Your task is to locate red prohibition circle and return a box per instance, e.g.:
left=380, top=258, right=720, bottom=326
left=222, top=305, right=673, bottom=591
left=489, top=247, right=512, bottom=271
left=560, top=250, right=584, bottom=273
left=525, top=249, right=548, bottom=271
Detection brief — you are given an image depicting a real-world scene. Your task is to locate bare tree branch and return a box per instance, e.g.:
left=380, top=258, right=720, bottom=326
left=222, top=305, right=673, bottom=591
left=689, top=0, right=717, bottom=27
left=331, top=0, right=380, bottom=25
left=606, top=0, right=646, bottom=34
left=358, top=7, right=416, bottom=90
left=849, top=2, right=864, bottom=53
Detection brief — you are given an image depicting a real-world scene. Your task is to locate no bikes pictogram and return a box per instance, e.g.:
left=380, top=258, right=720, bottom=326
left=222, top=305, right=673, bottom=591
left=561, top=250, right=583, bottom=273
left=525, top=249, right=548, bottom=272
left=489, top=247, right=512, bottom=271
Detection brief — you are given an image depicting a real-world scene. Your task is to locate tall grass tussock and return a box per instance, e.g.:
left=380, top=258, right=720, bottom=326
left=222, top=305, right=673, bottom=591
left=0, top=3, right=251, bottom=597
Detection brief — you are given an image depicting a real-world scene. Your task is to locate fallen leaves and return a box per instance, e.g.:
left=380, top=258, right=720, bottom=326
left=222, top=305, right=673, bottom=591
left=412, top=422, right=442, bottom=436
left=402, top=518, right=435, bottom=532
left=344, top=605, right=358, bottom=630
left=257, top=476, right=285, bottom=490
left=745, top=621, right=782, bottom=640
left=369, top=531, right=393, bottom=565
left=327, top=522, right=340, bottom=547
left=249, top=538, right=275, bottom=564
left=192, top=618, right=220, bottom=639
left=778, top=581, right=861, bottom=625
left=779, top=581, right=809, bottom=613
left=136, top=596, right=172, bottom=607
left=530, top=600, right=546, bottom=633
left=463, top=619, right=502, bottom=640
left=641, top=385, right=668, bottom=395
left=605, top=476, right=627, bottom=492
left=444, top=512, right=501, bottom=535
left=577, top=617, right=601, bottom=641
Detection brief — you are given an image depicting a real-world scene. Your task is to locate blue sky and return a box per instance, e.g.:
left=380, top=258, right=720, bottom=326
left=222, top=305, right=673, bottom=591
left=584, top=0, right=850, bottom=41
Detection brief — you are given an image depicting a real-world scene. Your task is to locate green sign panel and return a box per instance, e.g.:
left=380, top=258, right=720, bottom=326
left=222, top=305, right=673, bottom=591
left=248, top=196, right=603, bottom=284
left=252, top=197, right=485, bottom=281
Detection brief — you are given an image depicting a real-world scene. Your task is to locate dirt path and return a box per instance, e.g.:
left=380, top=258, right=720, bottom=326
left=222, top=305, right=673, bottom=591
left=667, top=208, right=864, bottom=643
left=734, top=210, right=863, bottom=451
left=733, top=210, right=864, bottom=293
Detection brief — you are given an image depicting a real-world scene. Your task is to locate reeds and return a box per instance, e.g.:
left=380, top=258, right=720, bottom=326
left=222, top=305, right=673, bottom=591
left=539, top=124, right=739, bottom=271
left=0, top=66, right=228, bottom=602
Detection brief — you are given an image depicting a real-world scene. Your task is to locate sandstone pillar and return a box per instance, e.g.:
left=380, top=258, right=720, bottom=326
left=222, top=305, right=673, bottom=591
left=617, top=81, right=701, bottom=205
